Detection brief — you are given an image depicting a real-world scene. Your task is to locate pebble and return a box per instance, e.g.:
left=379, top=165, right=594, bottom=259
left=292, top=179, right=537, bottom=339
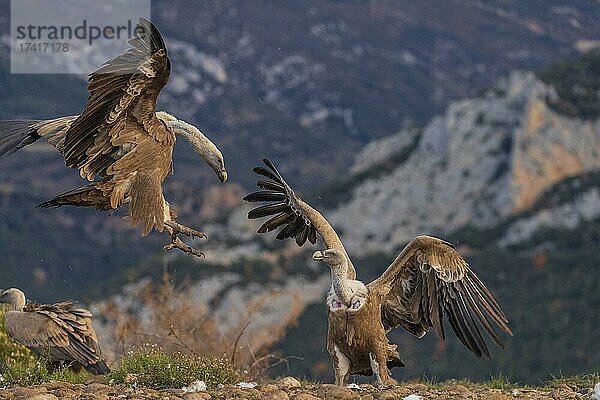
left=261, top=389, right=290, bottom=400
left=291, top=393, right=320, bottom=400
left=13, top=387, right=43, bottom=399
left=278, top=376, right=302, bottom=389
left=259, top=383, right=280, bottom=392
left=182, top=393, right=211, bottom=400
left=316, top=384, right=357, bottom=400
left=28, top=395, right=58, bottom=400
left=375, top=387, right=411, bottom=400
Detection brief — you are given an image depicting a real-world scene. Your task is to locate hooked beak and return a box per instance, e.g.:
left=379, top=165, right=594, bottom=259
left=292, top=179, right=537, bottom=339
left=219, top=169, right=228, bottom=183
left=312, top=250, right=325, bottom=261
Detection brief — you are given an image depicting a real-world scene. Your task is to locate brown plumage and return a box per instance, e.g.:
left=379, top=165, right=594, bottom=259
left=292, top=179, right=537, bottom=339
left=0, top=18, right=228, bottom=258
left=0, top=288, right=109, bottom=374
left=245, top=159, right=512, bottom=387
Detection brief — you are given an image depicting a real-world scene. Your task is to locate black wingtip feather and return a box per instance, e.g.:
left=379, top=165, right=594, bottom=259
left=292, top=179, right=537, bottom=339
left=308, top=226, right=317, bottom=244
left=246, top=158, right=322, bottom=247
left=252, top=166, right=281, bottom=183
left=136, top=18, right=166, bottom=54
left=257, top=180, right=284, bottom=192
left=244, top=191, right=286, bottom=203
left=295, top=225, right=309, bottom=246
left=257, top=212, right=295, bottom=233
left=247, top=203, right=288, bottom=219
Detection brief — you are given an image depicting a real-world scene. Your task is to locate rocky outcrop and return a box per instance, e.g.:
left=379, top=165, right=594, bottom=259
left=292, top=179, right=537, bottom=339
left=499, top=176, right=600, bottom=247
left=330, top=72, right=600, bottom=254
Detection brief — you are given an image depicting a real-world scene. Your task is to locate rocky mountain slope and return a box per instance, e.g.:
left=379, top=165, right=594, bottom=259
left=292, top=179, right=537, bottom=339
left=329, top=71, right=600, bottom=254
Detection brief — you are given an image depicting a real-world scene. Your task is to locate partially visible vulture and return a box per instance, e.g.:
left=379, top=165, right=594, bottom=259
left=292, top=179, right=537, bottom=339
left=244, top=159, right=512, bottom=387
left=0, top=18, right=227, bottom=257
left=0, top=288, right=109, bottom=374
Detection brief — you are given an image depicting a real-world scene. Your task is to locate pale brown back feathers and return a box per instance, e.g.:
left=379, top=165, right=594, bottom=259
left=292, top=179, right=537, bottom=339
left=369, top=235, right=513, bottom=358
left=4, top=301, right=109, bottom=373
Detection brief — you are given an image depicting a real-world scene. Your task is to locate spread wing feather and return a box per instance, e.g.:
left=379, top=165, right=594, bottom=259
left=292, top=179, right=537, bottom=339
left=243, top=159, right=317, bottom=247
left=370, top=235, right=512, bottom=359
left=62, top=18, right=171, bottom=181
left=244, top=158, right=357, bottom=278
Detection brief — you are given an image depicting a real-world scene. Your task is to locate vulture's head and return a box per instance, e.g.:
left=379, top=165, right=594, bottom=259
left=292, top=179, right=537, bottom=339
left=0, top=288, right=26, bottom=311
left=312, top=249, right=345, bottom=268
left=157, top=112, right=228, bottom=183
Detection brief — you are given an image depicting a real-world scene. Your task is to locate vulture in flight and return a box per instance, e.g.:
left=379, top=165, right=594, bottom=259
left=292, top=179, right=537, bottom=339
left=244, top=159, right=512, bottom=387
left=0, top=288, right=109, bottom=374
left=0, top=18, right=227, bottom=257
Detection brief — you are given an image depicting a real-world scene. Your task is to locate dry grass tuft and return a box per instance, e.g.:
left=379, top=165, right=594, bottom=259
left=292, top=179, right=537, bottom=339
left=97, top=273, right=306, bottom=379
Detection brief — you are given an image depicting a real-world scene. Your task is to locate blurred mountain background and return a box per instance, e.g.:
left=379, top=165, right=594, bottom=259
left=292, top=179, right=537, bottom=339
left=0, top=0, right=598, bottom=384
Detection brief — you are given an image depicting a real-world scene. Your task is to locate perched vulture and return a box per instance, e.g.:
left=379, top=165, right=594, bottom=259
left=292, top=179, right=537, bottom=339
left=0, top=288, right=109, bottom=374
left=0, top=18, right=227, bottom=257
left=244, top=159, right=512, bottom=387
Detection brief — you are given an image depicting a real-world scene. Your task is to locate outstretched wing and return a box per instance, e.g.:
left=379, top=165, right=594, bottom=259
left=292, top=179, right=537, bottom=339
left=244, top=158, right=356, bottom=279
left=369, top=235, right=512, bottom=359
left=63, top=18, right=172, bottom=181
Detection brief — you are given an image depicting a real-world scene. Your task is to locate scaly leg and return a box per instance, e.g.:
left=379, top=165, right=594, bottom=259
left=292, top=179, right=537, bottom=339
left=163, top=235, right=205, bottom=258
left=165, top=220, right=207, bottom=240
left=161, top=200, right=206, bottom=258
left=369, top=351, right=397, bottom=388
left=331, top=345, right=350, bottom=386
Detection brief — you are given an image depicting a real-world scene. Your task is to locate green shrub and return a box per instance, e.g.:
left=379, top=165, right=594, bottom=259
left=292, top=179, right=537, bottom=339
left=0, top=305, right=36, bottom=368
left=538, top=50, right=600, bottom=119
left=485, top=374, right=518, bottom=390
left=0, top=305, right=92, bottom=385
left=545, top=372, right=600, bottom=391
left=109, top=346, right=239, bottom=389
left=1, top=362, right=92, bottom=386
left=47, top=367, right=92, bottom=384
left=1, top=360, right=49, bottom=386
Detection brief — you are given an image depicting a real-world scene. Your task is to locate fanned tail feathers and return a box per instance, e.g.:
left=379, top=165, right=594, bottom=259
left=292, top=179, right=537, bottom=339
left=37, top=184, right=110, bottom=211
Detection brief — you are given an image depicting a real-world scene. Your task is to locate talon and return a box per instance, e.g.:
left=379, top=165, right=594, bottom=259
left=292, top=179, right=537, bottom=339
left=165, top=220, right=207, bottom=239
left=162, top=236, right=205, bottom=258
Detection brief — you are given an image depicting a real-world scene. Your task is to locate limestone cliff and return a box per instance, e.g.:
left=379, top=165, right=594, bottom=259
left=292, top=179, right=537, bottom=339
left=330, top=72, right=600, bottom=254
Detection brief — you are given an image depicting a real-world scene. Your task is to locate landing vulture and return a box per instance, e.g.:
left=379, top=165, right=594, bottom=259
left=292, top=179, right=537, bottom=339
left=244, top=159, right=512, bottom=387
left=0, top=288, right=109, bottom=374
left=0, top=18, right=227, bottom=257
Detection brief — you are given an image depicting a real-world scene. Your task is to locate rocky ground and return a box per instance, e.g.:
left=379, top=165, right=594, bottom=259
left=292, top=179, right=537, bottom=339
left=0, top=378, right=596, bottom=400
